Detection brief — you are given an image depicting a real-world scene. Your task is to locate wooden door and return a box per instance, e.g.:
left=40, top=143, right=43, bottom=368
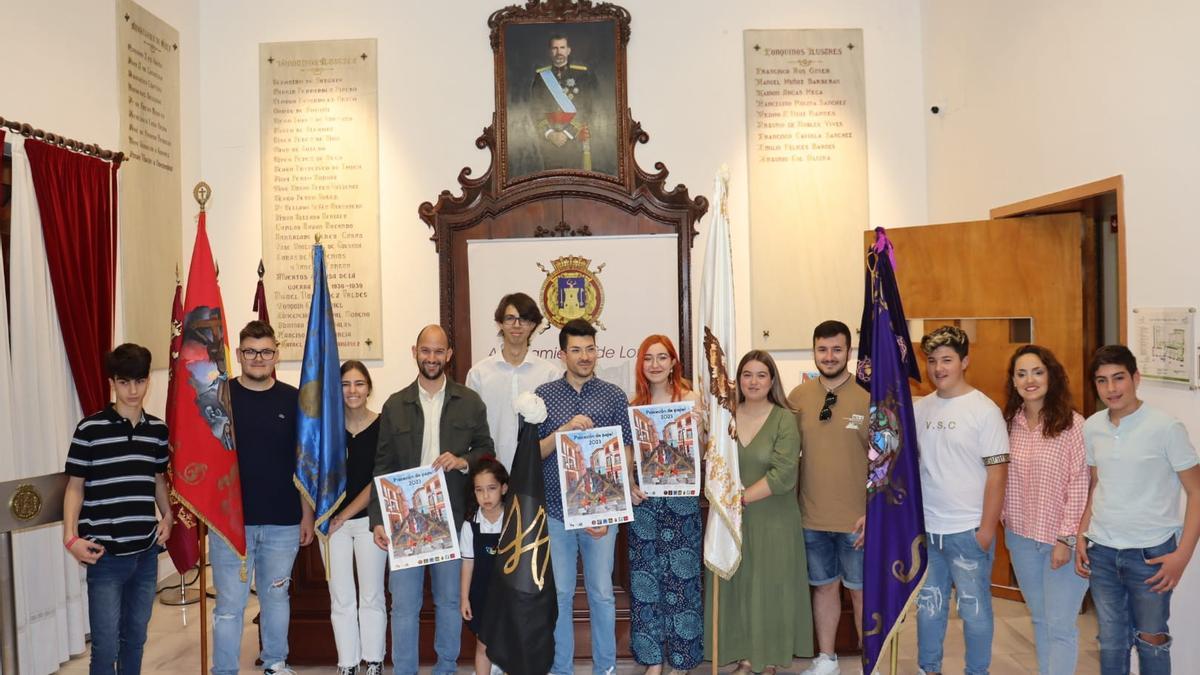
left=868, top=213, right=1092, bottom=601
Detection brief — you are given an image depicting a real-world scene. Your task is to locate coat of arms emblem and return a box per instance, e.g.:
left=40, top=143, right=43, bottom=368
left=536, top=255, right=606, bottom=329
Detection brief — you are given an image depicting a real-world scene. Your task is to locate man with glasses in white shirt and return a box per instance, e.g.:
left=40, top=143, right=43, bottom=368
left=466, top=292, right=561, bottom=469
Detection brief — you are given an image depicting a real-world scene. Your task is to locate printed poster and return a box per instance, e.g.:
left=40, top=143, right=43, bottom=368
left=555, top=426, right=634, bottom=530
left=374, top=467, right=461, bottom=571
left=627, top=401, right=700, bottom=497
left=1132, top=306, right=1198, bottom=385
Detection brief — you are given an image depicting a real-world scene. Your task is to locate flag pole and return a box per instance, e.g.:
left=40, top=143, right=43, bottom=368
left=889, top=629, right=899, bottom=674
left=199, top=522, right=208, bottom=675
left=711, top=580, right=719, bottom=675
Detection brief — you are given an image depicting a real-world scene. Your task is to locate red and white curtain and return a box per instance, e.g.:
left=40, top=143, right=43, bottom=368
left=2, top=132, right=119, bottom=674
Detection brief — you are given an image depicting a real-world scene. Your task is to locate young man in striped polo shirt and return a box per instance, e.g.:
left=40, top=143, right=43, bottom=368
left=63, top=342, right=173, bottom=673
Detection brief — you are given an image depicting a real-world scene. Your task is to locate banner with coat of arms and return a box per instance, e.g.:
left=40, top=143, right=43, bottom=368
left=467, top=235, right=679, bottom=395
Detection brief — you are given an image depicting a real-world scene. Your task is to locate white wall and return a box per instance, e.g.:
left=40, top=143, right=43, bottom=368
left=196, top=0, right=928, bottom=397
left=3, top=0, right=202, bottom=418
left=922, top=0, right=1200, bottom=666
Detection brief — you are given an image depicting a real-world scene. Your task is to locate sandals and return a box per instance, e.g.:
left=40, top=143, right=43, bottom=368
left=732, top=662, right=777, bottom=675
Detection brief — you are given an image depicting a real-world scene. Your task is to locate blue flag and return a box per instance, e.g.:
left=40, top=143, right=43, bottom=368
left=857, top=227, right=928, bottom=673
left=294, top=243, right=346, bottom=538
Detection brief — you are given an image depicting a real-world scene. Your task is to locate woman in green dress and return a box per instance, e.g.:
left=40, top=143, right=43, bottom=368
left=705, top=349, right=813, bottom=673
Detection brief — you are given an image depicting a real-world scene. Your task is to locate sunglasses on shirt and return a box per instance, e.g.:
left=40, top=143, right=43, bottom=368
left=819, top=390, right=838, bottom=422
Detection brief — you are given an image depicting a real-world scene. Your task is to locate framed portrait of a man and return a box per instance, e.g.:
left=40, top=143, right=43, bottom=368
left=490, top=2, right=630, bottom=188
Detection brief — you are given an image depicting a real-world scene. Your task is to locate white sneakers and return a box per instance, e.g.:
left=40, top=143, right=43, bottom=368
left=263, top=662, right=296, bottom=675
left=801, top=653, right=841, bottom=675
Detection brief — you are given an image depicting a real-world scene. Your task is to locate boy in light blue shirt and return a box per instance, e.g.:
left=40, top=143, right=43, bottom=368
left=1076, top=344, right=1200, bottom=675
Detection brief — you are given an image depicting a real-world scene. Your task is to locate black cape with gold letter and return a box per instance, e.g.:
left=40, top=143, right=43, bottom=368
left=480, top=420, right=557, bottom=674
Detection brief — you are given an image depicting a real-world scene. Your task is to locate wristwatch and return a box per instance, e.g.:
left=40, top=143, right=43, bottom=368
left=1057, top=535, right=1077, bottom=547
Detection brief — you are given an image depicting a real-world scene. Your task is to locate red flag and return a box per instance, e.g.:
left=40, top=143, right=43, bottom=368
left=164, top=277, right=202, bottom=573
left=170, top=211, right=245, bottom=557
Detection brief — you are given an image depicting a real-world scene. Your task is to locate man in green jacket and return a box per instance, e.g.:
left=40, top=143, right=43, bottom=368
left=371, top=324, right=493, bottom=675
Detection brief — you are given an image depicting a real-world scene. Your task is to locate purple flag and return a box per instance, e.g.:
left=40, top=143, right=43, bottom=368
left=856, top=227, right=928, bottom=673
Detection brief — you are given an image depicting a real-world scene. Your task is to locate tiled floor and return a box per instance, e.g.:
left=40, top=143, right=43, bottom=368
left=58, top=590, right=1100, bottom=673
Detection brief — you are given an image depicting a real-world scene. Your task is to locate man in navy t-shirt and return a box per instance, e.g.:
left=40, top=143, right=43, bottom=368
left=210, top=320, right=314, bottom=675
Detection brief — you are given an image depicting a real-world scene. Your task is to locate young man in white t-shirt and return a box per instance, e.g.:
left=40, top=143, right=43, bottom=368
left=913, top=326, right=1009, bottom=675
left=466, top=292, right=561, bottom=470
left=1074, top=344, right=1199, bottom=675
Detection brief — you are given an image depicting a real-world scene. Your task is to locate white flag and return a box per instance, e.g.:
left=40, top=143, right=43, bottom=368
left=698, top=166, right=743, bottom=580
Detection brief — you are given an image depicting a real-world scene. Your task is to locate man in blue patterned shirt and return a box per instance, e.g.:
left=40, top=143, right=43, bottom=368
left=536, top=319, right=631, bottom=675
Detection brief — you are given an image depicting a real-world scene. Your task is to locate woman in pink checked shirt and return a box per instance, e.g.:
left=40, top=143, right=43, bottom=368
left=1001, top=345, right=1089, bottom=675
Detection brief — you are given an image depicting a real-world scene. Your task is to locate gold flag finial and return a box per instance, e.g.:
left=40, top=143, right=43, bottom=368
left=193, top=181, right=212, bottom=211
left=314, top=233, right=321, bottom=245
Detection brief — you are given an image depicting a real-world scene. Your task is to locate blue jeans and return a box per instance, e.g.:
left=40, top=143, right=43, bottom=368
left=86, top=544, right=160, bottom=675
left=917, top=529, right=995, bottom=675
left=803, top=528, right=864, bottom=589
left=1087, top=536, right=1176, bottom=675
left=1005, top=531, right=1088, bottom=675
left=548, top=516, right=617, bottom=675
left=209, top=525, right=301, bottom=675
left=388, top=558, right=461, bottom=675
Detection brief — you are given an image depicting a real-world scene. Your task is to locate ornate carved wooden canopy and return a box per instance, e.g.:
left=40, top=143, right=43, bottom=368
left=419, top=0, right=708, bottom=381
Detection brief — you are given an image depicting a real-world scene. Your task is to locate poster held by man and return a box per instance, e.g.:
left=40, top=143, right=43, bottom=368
left=555, top=425, right=634, bottom=530
left=374, top=467, right=462, bottom=571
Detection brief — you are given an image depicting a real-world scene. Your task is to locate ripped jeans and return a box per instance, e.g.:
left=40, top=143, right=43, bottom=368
left=210, top=525, right=301, bottom=674
left=1087, top=537, right=1176, bottom=675
left=917, top=529, right=995, bottom=675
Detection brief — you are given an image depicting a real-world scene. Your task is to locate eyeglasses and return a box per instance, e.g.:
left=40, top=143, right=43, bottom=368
left=501, top=315, right=535, bottom=326
left=819, top=390, right=838, bottom=422
left=240, top=348, right=277, bottom=360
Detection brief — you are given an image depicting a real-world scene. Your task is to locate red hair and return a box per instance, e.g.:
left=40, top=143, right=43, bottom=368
left=631, top=335, right=691, bottom=405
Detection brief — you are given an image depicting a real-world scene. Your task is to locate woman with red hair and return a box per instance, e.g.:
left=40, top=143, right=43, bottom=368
left=627, top=335, right=703, bottom=675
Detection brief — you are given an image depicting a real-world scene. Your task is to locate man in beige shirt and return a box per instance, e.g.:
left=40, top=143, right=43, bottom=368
left=787, top=320, right=870, bottom=675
